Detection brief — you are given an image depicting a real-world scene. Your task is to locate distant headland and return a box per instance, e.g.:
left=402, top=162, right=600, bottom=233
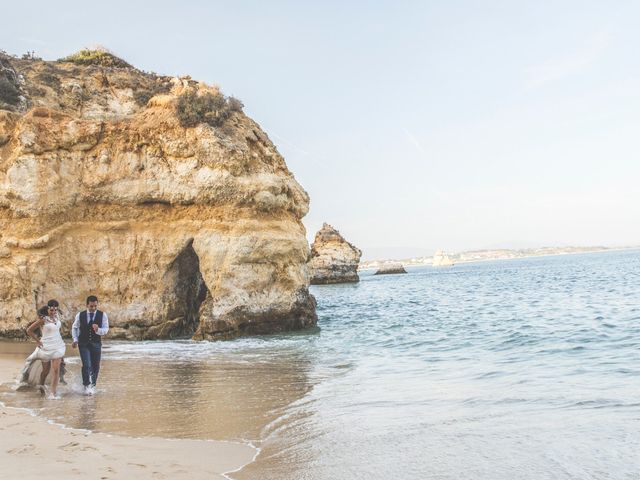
left=359, top=245, right=639, bottom=271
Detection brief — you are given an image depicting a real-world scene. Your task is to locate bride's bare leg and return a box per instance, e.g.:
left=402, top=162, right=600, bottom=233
left=50, top=358, right=61, bottom=396
left=40, top=361, right=51, bottom=385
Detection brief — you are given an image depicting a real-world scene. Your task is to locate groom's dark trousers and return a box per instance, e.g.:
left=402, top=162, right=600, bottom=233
left=78, top=342, right=101, bottom=386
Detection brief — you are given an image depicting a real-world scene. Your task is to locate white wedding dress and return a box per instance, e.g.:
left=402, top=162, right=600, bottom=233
left=19, top=315, right=66, bottom=386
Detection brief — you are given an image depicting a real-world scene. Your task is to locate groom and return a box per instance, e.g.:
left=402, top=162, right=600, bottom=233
left=72, top=295, right=109, bottom=395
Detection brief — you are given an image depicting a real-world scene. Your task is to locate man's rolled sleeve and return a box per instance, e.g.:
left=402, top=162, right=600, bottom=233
left=96, top=313, right=109, bottom=336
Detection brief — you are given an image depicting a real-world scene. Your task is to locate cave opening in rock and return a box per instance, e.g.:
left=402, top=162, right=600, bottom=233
left=161, top=239, right=209, bottom=339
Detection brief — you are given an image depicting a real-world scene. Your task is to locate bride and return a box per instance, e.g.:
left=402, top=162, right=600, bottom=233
left=21, top=299, right=67, bottom=398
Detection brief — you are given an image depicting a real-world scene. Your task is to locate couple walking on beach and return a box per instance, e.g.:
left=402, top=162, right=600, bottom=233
left=22, top=295, right=109, bottom=399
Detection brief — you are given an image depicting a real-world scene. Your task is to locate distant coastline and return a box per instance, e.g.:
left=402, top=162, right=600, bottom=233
left=358, top=245, right=639, bottom=271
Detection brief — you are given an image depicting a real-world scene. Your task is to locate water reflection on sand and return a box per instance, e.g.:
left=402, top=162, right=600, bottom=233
left=0, top=338, right=318, bottom=443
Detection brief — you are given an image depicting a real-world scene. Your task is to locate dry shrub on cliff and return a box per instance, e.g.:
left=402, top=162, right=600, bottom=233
left=133, top=79, right=173, bottom=106
left=36, top=72, right=61, bottom=91
left=21, top=51, right=42, bottom=60
left=227, top=96, right=244, bottom=112
left=26, top=84, right=47, bottom=98
left=176, top=90, right=244, bottom=128
left=0, top=77, right=20, bottom=106
left=0, top=56, right=21, bottom=107
left=60, top=48, right=133, bottom=69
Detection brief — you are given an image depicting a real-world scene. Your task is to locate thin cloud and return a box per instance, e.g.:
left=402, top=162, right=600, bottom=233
left=524, top=29, right=611, bottom=89
left=268, top=131, right=328, bottom=166
left=402, top=128, right=427, bottom=154
left=269, top=131, right=310, bottom=156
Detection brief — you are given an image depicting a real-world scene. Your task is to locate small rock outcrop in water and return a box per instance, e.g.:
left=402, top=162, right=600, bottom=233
left=309, top=223, right=362, bottom=284
left=374, top=263, right=407, bottom=275
left=0, top=49, right=317, bottom=340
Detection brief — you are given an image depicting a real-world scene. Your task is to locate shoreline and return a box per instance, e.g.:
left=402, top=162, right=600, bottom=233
left=358, top=246, right=639, bottom=271
left=0, top=354, right=258, bottom=480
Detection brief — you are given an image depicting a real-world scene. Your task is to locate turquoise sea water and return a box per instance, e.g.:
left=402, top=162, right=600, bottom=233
left=2, top=250, right=640, bottom=479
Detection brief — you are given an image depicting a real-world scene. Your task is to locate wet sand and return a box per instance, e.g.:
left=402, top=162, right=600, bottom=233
left=0, top=345, right=257, bottom=480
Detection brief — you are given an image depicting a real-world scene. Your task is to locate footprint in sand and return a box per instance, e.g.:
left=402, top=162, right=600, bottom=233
left=170, top=466, right=188, bottom=474
left=127, top=462, right=147, bottom=468
left=58, top=441, right=98, bottom=452
left=98, top=466, right=117, bottom=478
left=7, top=443, right=36, bottom=455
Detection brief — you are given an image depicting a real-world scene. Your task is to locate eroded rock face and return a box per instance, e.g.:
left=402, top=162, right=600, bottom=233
left=0, top=52, right=316, bottom=340
left=309, top=223, right=362, bottom=284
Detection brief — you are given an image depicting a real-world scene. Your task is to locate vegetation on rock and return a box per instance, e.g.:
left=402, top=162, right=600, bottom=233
left=59, top=48, right=133, bottom=69
left=36, top=71, right=61, bottom=91
left=0, top=77, right=20, bottom=106
left=175, top=89, right=244, bottom=128
left=0, top=55, right=21, bottom=108
left=132, top=78, right=173, bottom=106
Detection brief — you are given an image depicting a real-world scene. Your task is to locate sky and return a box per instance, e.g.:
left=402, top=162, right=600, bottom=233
left=2, top=1, right=639, bottom=259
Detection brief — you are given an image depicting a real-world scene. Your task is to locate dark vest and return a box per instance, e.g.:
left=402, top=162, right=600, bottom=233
left=78, top=310, right=104, bottom=344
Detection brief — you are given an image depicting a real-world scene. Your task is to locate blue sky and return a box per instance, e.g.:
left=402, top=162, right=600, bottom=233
left=3, top=1, right=639, bottom=259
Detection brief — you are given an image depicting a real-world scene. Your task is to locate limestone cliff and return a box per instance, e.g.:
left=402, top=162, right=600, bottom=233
left=0, top=50, right=316, bottom=340
left=309, top=223, right=361, bottom=284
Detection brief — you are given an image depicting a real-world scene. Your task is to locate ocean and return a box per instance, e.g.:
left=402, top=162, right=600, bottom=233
left=2, top=250, right=639, bottom=479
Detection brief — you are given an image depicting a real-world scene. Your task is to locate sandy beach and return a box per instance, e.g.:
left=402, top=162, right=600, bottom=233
left=0, top=348, right=257, bottom=480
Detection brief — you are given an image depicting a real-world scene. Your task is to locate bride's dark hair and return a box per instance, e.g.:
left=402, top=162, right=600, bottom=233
left=37, top=306, right=49, bottom=317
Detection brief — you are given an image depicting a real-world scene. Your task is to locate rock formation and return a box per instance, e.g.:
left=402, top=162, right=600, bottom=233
left=0, top=50, right=316, bottom=340
left=309, top=223, right=361, bottom=284
left=374, top=263, right=407, bottom=275
left=432, top=250, right=454, bottom=267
